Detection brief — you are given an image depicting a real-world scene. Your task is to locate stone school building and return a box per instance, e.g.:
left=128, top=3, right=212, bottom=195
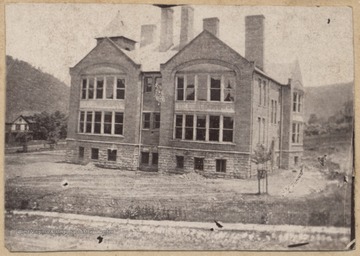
left=66, top=6, right=305, bottom=178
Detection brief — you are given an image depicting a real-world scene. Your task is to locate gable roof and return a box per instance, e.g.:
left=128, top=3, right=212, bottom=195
left=71, top=37, right=139, bottom=70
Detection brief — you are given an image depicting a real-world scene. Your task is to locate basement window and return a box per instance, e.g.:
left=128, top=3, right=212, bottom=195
left=141, top=152, right=150, bottom=165
left=194, top=157, right=204, bottom=171
left=91, top=148, right=99, bottom=160
left=79, top=147, right=84, bottom=160
left=176, top=156, right=184, bottom=169
left=216, top=159, right=226, bottom=173
left=152, top=153, right=159, bottom=165
left=107, top=149, right=117, bottom=161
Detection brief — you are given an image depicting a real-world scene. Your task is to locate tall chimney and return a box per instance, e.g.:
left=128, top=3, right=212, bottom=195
left=140, top=24, right=156, bottom=47
left=159, top=7, right=174, bottom=52
left=203, top=17, right=219, bottom=37
left=179, top=6, right=194, bottom=50
left=245, top=15, right=265, bottom=70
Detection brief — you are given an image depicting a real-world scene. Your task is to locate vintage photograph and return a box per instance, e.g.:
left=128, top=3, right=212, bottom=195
left=4, top=3, right=354, bottom=251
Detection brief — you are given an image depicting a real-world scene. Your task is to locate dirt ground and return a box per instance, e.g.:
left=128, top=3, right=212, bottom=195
left=5, top=147, right=352, bottom=226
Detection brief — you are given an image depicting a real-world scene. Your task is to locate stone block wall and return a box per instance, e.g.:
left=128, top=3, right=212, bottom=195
left=158, top=146, right=251, bottom=179
left=66, top=139, right=139, bottom=170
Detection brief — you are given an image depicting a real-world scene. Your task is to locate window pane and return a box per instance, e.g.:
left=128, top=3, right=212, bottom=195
left=185, top=114, right=194, bottom=140
left=115, top=113, right=123, bottom=124
left=115, top=113, right=123, bottom=135
left=176, top=115, right=183, bottom=127
left=86, top=112, right=93, bottom=133
left=94, top=112, right=101, bottom=134
left=88, top=78, right=94, bottom=99
left=96, top=77, right=104, bottom=99
left=197, top=74, right=207, bottom=101
left=223, top=117, right=233, bottom=129
left=209, top=116, right=220, bottom=128
left=175, top=128, right=182, bottom=139
left=177, top=77, right=184, bottom=100
left=153, top=113, right=160, bottom=129
left=116, top=79, right=125, bottom=99
left=209, top=130, right=219, bottom=141
left=210, top=76, right=221, bottom=101
left=143, top=113, right=150, bottom=129
left=81, top=79, right=87, bottom=99
left=104, top=112, right=112, bottom=134
left=293, top=92, right=297, bottom=112
left=186, top=74, right=195, bottom=100
left=106, top=77, right=114, bottom=99
left=224, top=76, right=235, bottom=102
left=223, top=130, right=233, bottom=142
left=196, top=115, right=206, bottom=141
left=144, top=77, right=152, bottom=92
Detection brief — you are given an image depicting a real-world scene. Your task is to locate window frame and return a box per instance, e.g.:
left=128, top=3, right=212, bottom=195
left=194, top=157, right=204, bottom=171
left=176, top=155, right=184, bottom=169
left=107, top=149, right=117, bottom=161
left=91, top=148, right=99, bottom=160
left=143, top=113, right=151, bottom=130
left=216, top=159, right=226, bottom=173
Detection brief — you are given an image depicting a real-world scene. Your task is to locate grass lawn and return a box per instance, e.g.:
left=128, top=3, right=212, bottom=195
left=5, top=133, right=353, bottom=227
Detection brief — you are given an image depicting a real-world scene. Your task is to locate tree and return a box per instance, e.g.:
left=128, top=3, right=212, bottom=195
left=308, top=113, right=319, bottom=124
left=33, top=111, right=68, bottom=147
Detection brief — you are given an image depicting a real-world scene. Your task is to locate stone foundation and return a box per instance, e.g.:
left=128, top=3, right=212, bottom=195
left=66, top=139, right=139, bottom=170
left=158, top=146, right=251, bottom=179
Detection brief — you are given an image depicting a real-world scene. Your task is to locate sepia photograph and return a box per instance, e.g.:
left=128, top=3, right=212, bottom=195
left=4, top=3, right=355, bottom=251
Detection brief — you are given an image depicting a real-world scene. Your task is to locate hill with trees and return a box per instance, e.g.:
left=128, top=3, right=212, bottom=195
left=304, top=82, right=353, bottom=123
left=6, top=55, right=70, bottom=123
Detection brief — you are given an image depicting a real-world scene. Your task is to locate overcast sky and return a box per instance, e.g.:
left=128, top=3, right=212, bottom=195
left=6, top=4, right=354, bottom=87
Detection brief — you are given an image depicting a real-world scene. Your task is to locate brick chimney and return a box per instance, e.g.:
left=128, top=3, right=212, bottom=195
left=140, top=24, right=156, bottom=48
left=203, top=17, right=219, bottom=37
left=159, top=7, right=174, bottom=52
left=245, top=15, right=265, bottom=70
left=179, top=6, right=194, bottom=50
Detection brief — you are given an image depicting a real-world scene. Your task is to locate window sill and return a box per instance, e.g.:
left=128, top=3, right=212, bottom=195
left=171, top=139, right=235, bottom=145
left=78, top=133, right=124, bottom=137
left=80, top=99, right=125, bottom=101
left=176, top=100, right=234, bottom=103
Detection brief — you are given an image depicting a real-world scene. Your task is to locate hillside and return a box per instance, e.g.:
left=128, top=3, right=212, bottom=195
left=6, top=56, right=70, bottom=123
left=304, top=82, right=353, bottom=123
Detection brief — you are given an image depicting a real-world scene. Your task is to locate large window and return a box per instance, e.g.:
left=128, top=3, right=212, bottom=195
left=185, top=115, right=194, bottom=140
left=196, top=115, right=206, bottom=141
left=153, top=113, right=161, bottom=129
left=144, top=77, right=153, bottom=92
left=96, top=78, right=104, bottom=99
left=292, top=122, right=302, bottom=144
left=293, top=92, right=302, bottom=112
left=143, top=113, right=151, bottom=129
left=175, top=114, right=233, bottom=143
left=79, top=110, right=124, bottom=136
left=142, top=112, right=160, bottom=130
left=210, top=76, right=221, bottom=101
left=81, top=76, right=125, bottom=100
left=176, top=76, right=184, bottom=101
left=271, top=100, right=278, bottom=124
left=176, top=73, right=235, bottom=102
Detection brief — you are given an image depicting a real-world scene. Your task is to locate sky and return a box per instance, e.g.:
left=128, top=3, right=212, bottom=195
left=6, top=4, right=354, bottom=87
